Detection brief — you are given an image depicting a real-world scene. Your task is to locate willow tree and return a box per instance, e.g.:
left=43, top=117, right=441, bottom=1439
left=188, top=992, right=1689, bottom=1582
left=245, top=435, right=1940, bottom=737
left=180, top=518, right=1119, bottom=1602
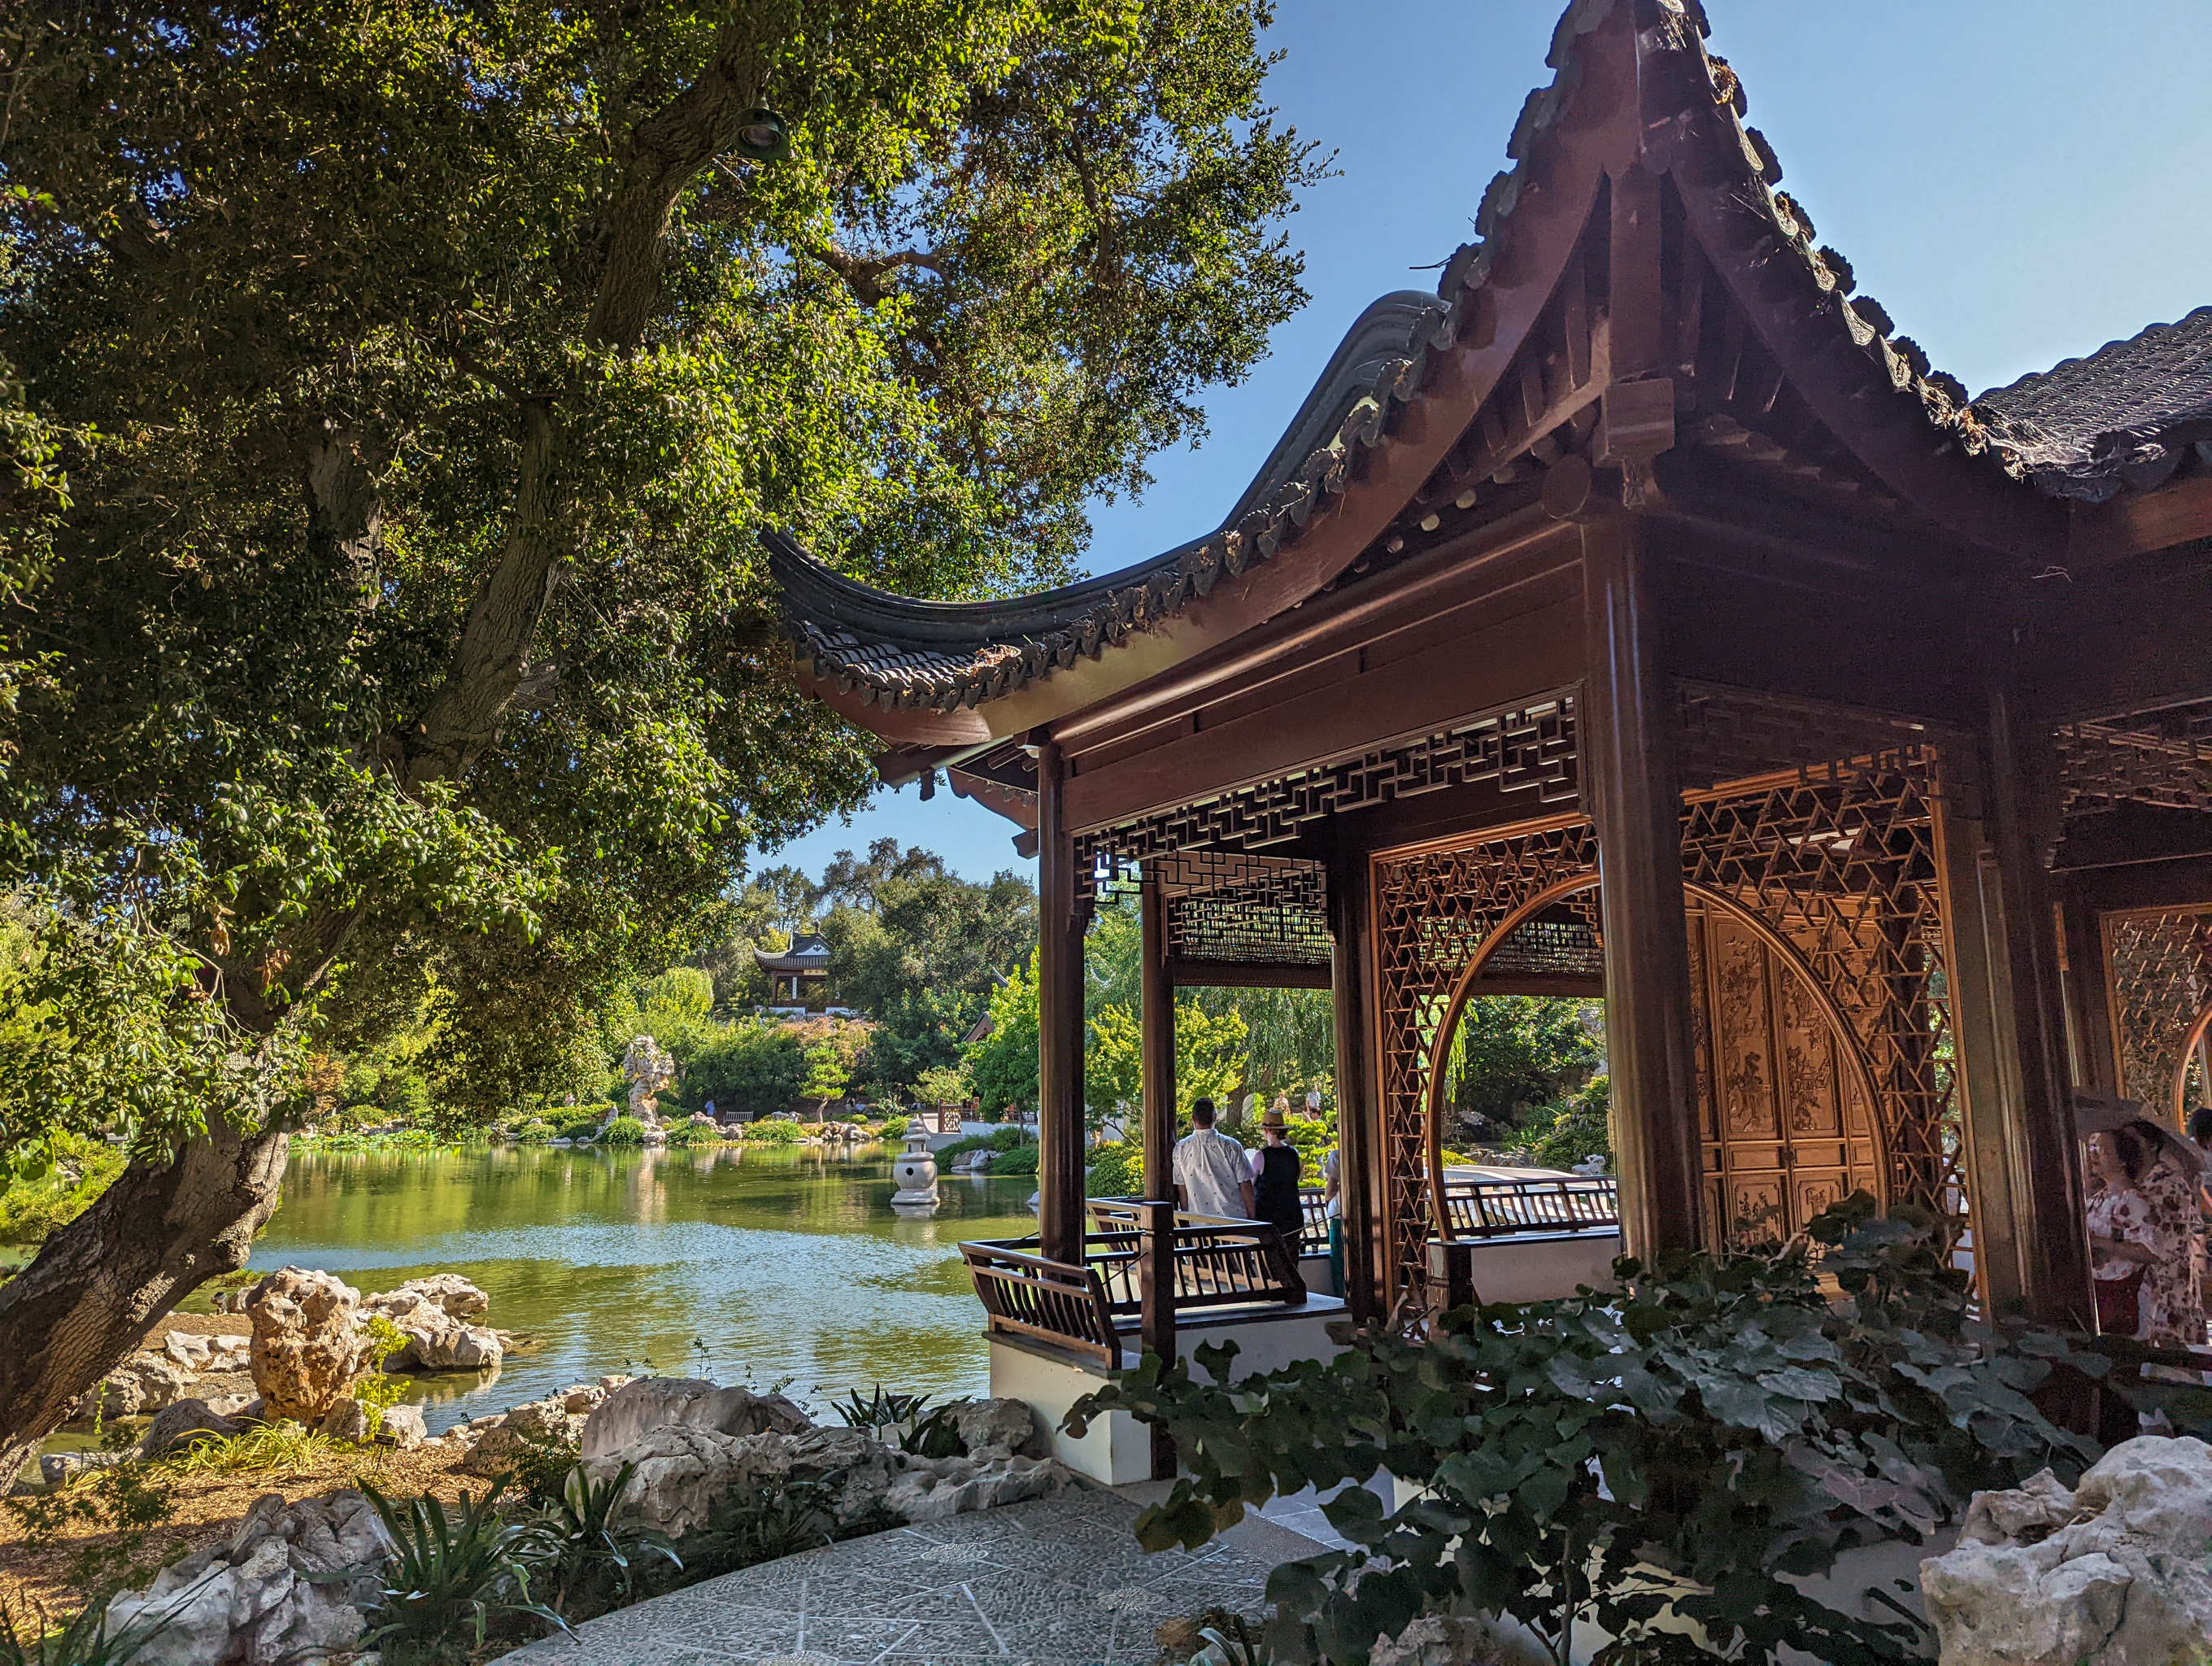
left=0, top=0, right=1321, bottom=1480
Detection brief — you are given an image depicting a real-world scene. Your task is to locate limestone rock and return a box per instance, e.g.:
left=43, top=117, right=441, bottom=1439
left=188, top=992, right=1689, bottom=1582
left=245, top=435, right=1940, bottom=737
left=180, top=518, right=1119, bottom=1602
left=578, top=1376, right=812, bottom=1463
left=458, top=1390, right=590, bottom=1477
left=881, top=1452, right=1074, bottom=1522
left=89, top=1353, right=196, bottom=1419
left=162, top=1332, right=253, bottom=1376
left=377, top=1404, right=428, bottom=1450
left=1922, top=1436, right=2212, bottom=1666
left=318, top=1400, right=372, bottom=1444
left=141, top=1399, right=242, bottom=1459
left=105, top=1489, right=392, bottom=1666
left=588, top=1423, right=899, bottom=1537
left=1368, top=1616, right=1501, bottom=1666
left=41, top=1449, right=131, bottom=1485
left=948, top=1398, right=1047, bottom=1463
left=359, top=1277, right=501, bottom=1373
left=246, top=1269, right=372, bottom=1424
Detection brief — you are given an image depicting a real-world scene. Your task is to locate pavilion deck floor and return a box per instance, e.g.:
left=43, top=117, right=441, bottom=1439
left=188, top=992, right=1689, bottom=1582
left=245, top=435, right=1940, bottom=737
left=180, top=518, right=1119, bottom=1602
left=495, top=1486, right=1333, bottom=1666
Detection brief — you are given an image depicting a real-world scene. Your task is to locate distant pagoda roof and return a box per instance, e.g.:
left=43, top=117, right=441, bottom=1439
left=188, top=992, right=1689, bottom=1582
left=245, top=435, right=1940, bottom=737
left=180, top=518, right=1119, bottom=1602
left=753, top=932, right=830, bottom=976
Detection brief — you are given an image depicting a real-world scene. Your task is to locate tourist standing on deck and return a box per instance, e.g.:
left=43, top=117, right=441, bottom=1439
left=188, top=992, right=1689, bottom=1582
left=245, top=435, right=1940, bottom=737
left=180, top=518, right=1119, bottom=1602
left=1173, top=1097, right=1254, bottom=1220
left=1250, top=1099, right=1306, bottom=1262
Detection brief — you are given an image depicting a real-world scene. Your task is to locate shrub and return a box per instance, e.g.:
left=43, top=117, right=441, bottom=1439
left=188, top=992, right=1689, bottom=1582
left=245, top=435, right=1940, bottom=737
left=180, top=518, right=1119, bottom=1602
left=938, top=1127, right=1028, bottom=1162
left=663, top=1119, right=725, bottom=1148
left=1072, top=1197, right=2098, bottom=1666
left=600, top=1116, right=647, bottom=1145
left=529, top=1463, right=680, bottom=1620
left=553, top=1114, right=603, bottom=1141
left=743, top=1117, right=804, bottom=1145
left=985, top=1145, right=1037, bottom=1176
left=512, top=1120, right=553, bottom=1145
left=911, top=1063, right=970, bottom=1107
left=1085, top=1140, right=1142, bottom=1197
left=0, top=1133, right=128, bottom=1246
left=686, top=1022, right=805, bottom=1121
left=1507, top=1074, right=1611, bottom=1171
left=358, top=1487, right=559, bottom=1655
left=874, top=1114, right=909, bottom=1140
left=163, top=1423, right=344, bottom=1474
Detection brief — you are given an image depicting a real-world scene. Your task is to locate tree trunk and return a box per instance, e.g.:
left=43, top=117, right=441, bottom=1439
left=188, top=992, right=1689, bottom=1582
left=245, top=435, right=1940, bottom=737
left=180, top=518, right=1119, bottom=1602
left=0, top=1121, right=290, bottom=1492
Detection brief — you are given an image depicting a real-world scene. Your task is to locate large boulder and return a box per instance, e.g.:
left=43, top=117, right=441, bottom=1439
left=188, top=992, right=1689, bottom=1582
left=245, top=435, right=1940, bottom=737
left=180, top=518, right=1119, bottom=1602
left=578, top=1376, right=812, bottom=1463
left=459, top=1390, right=592, bottom=1477
left=586, top=1423, right=903, bottom=1537
left=948, top=1398, right=1047, bottom=1463
left=245, top=1269, right=372, bottom=1424
left=88, top=1353, right=196, bottom=1420
left=377, top=1403, right=429, bottom=1450
left=1921, top=1435, right=2212, bottom=1666
left=881, top=1450, right=1073, bottom=1522
left=105, top=1489, right=391, bottom=1666
left=361, top=1276, right=502, bottom=1372
left=140, top=1399, right=242, bottom=1459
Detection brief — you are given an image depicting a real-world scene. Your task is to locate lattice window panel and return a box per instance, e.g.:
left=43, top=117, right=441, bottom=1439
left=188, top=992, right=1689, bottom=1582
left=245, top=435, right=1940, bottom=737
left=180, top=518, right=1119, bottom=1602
left=1075, top=696, right=1577, bottom=866
left=1167, top=861, right=1332, bottom=967
left=1370, top=820, right=1601, bottom=1294
left=2057, top=696, right=2212, bottom=814
left=1678, top=681, right=1965, bottom=803
left=2104, top=906, right=2212, bottom=1111
left=1681, top=749, right=1964, bottom=1233
left=1479, top=905, right=1605, bottom=980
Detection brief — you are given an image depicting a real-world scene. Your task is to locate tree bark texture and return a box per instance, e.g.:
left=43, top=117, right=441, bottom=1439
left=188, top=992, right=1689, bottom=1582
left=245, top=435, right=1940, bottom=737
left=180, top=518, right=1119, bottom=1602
left=0, top=1122, right=290, bottom=1489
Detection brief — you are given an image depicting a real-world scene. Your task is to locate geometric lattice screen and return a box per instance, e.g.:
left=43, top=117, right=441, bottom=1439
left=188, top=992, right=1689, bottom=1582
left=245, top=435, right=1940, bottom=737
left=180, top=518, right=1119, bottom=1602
left=2105, top=905, right=2212, bottom=1115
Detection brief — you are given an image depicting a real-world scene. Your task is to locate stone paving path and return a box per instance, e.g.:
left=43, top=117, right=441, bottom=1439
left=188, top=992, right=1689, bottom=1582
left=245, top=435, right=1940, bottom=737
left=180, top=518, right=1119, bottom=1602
left=500, top=1489, right=1326, bottom=1666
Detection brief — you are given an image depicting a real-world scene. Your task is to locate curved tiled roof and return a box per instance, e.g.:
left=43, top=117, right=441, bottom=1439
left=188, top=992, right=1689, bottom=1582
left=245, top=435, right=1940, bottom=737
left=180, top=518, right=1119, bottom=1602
left=771, top=288, right=1454, bottom=713
left=1972, top=307, right=2212, bottom=503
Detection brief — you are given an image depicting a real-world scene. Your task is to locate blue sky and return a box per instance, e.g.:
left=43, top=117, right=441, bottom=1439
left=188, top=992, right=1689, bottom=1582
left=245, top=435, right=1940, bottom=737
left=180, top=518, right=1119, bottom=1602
left=770, top=0, right=2212, bottom=884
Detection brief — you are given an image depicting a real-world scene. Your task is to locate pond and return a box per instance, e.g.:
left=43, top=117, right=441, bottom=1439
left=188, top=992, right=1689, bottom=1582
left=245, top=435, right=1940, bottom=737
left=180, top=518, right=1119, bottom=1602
left=232, top=1143, right=1038, bottom=1433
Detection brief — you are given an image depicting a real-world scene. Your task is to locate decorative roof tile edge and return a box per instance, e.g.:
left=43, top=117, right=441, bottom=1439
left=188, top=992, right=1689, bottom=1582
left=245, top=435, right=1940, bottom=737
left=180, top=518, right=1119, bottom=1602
left=768, top=0, right=1623, bottom=716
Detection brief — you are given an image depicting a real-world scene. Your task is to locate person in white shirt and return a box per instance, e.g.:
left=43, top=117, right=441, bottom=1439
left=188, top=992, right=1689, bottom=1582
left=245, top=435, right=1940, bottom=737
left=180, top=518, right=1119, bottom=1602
left=1172, top=1097, right=1255, bottom=1219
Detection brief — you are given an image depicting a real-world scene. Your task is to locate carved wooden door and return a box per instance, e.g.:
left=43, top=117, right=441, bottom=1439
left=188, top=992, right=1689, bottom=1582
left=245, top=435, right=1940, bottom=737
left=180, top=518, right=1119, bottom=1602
left=1687, top=901, right=1882, bottom=1249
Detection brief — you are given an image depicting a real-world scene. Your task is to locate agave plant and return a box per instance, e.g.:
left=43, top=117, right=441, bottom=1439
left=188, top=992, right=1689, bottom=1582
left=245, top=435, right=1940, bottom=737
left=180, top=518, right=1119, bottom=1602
left=832, top=1385, right=930, bottom=1430
left=356, top=1486, right=562, bottom=1651
left=529, top=1463, right=681, bottom=1616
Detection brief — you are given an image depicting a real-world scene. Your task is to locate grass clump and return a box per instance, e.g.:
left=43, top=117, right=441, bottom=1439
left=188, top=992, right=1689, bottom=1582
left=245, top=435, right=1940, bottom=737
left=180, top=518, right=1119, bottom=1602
left=162, top=1423, right=344, bottom=1474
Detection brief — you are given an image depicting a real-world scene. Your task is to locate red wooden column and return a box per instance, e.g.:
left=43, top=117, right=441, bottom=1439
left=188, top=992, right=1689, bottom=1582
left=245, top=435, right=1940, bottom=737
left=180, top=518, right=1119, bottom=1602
left=1139, top=873, right=1178, bottom=1202
left=1985, top=688, right=2094, bottom=1328
left=1578, top=512, right=1704, bottom=1258
left=1034, top=733, right=1087, bottom=1266
left=1327, top=852, right=1384, bottom=1322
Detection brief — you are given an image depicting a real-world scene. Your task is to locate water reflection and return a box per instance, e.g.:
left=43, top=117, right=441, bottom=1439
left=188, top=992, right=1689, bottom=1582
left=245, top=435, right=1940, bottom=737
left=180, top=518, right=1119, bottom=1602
left=245, top=1143, right=1037, bottom=1432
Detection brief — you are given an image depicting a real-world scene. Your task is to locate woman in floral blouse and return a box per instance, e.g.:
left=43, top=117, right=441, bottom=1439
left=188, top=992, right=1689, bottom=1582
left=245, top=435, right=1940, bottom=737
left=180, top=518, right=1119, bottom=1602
left=2086, top=1119, right=2201, bottom=1344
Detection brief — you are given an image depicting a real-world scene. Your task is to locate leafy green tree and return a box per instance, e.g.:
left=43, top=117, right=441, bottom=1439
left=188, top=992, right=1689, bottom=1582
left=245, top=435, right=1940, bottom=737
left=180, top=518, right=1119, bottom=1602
left=1440, top=997, right=1604, bottom=1130
left=684, top=1022, right=805, bottom=1122
left=967, top=952, right=1043, bottom=1119
left=1083, top=1001, right=1248, bottom=1132
left=639, top=966, right=717, bottom=1060
left=0, top=0, right=1322, bottom=1481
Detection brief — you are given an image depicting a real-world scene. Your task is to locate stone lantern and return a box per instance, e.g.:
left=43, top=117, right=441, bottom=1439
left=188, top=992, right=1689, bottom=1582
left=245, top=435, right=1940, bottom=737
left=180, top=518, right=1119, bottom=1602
left=889, top=1127, right=939, bottom=1213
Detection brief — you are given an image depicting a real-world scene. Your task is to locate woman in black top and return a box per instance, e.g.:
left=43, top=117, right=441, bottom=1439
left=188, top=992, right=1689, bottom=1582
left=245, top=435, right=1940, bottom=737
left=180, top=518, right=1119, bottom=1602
left=1253, top=1106, right=1306, bottom=1265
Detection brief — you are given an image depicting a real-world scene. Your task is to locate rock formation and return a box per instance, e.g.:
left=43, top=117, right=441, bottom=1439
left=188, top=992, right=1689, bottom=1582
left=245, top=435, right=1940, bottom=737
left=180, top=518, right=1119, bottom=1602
left=1921, top=1435, right=2212, bottom=1666
left=362, top=1274, right=503, bottom=1372
left=621, top=1034, right=677, bottom=1122
left=105, top=1489, right=392, bottom=1666
left=245, top=1268, right=373, bottom=1423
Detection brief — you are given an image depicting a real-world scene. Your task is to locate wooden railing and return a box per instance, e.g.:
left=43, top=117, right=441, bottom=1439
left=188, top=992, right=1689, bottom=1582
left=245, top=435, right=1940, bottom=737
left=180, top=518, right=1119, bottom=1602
left=1082, top=1225, right=1306, bottom=1314
left=1300, top=1187, right=1330, bottom=1240
left=959, top=1241, right=1121, bottom=1367
left=1438, top=1175, right=1619, bottom=1237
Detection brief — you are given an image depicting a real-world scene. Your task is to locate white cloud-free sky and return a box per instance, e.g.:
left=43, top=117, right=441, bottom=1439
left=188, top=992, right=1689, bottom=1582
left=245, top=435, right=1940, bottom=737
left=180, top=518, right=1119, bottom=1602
left=769, top=0, right=2212, bottom=884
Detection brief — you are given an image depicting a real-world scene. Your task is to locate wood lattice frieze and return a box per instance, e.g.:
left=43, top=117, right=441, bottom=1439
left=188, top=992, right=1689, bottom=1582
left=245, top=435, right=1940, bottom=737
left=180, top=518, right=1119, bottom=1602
left=1678, top=680, right=1962, bottom=801
left=1074, top=696, right=1578, bottom=865
left=2104, top=906, right=2212, bottom=1113
left=2057, top=697, right=2212, bottom=815
left=1680, top=752, right=1963, bottom=1231
left=1369, top=819, right=1601, bottom=1294
left=1163, top=852, right=1332, bottom=968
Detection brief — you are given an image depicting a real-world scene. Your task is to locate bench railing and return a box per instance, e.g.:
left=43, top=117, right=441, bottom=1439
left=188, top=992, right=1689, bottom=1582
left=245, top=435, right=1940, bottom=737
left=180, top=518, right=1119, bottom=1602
left=958, top=1241, right=1121, bottom=1367
left=1438, top=1175, right=1619, bottom=1237
left=1300, top=1187, right=1330, bottom=1240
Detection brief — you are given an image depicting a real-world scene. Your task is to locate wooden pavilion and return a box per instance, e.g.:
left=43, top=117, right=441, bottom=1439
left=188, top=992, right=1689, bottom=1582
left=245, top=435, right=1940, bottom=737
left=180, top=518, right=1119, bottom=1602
left=764, top=0, right=2212, bottom=1331
left=754, top=931, right=832, bottom=1006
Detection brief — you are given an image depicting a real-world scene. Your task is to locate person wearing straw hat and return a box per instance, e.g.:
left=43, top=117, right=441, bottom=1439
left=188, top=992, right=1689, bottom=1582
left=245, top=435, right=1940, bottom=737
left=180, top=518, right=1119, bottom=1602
left=1248, top=1097, right=1306, bottom=1266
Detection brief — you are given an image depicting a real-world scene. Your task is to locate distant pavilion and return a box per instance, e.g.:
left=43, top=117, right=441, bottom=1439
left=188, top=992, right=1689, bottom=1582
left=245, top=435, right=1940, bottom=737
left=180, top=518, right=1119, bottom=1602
left=762, top=0, right=2212, bottom=1332
left=753, top=932, right=831, bottom=1007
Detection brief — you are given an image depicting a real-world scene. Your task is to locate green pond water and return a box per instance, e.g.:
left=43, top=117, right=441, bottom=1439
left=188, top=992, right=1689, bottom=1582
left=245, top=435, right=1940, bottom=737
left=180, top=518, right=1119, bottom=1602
left=235, top=1144, right=1037, bottom=1433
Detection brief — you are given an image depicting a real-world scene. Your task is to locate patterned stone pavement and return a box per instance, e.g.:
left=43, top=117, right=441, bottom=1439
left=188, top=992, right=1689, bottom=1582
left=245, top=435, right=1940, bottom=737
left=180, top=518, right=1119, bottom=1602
left=499, top=1489, right=1326, bottom=1666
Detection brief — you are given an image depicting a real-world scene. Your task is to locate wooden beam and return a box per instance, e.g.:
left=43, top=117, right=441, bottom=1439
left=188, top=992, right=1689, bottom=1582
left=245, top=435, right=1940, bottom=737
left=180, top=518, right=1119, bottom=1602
left=1579, top=512, right=1704, bottom=1256
left=1166, top=959, right=1335, bottom=990
left=1139, top=877, right=1178, bottom=1202
left=1035, top=735, right=1086, bottom=1265
left=1983, top=687, right=2095, bottom=1328
left=2057, top=874, right=2119, bottom=1095
left=1607, top=162, right=1666, bottom=380
left=2070, top=474, right=2212, bottom=565
left=2053, top=803, right=2212, bottom=872
left=2073, top=854, right=2212, bottom=914
left=1330, top=855, right=1383, bottom=1324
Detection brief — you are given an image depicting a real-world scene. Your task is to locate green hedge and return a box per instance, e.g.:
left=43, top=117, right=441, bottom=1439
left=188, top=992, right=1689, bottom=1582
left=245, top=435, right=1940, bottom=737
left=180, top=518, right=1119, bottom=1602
left=744, top=1117, right=806, bottom=1144
left=986, top=1145, right=1039, bottom=1176
left=1085, top=1140, right=1142, bottom=1197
